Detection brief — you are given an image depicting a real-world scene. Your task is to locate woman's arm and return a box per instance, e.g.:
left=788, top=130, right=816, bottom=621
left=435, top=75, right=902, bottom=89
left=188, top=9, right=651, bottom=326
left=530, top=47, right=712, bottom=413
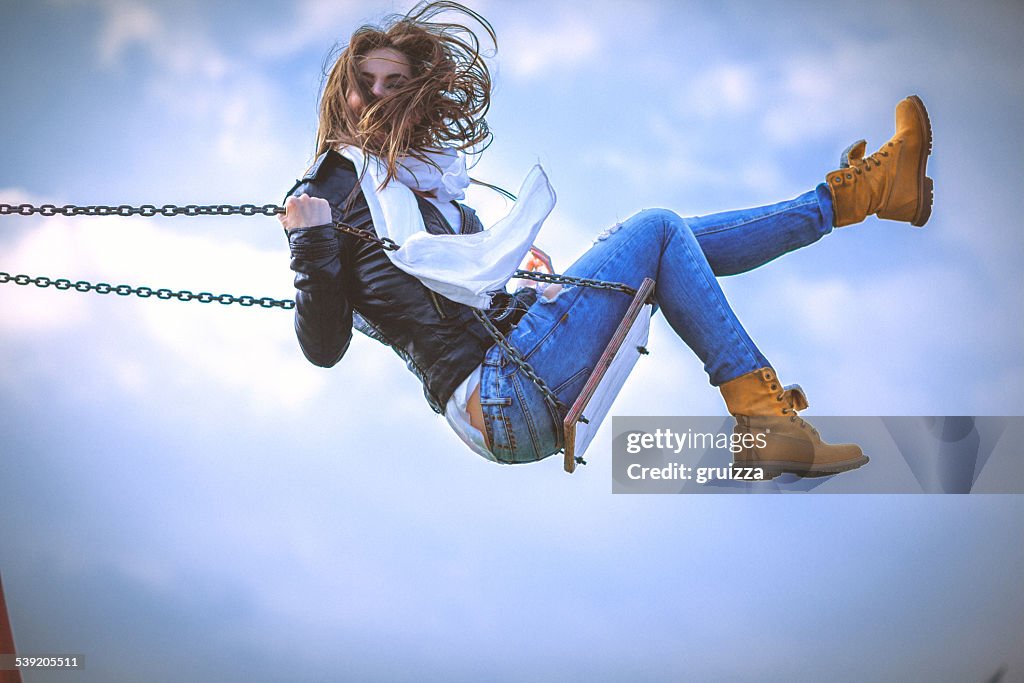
left=282, top=193, right=354, bottom=367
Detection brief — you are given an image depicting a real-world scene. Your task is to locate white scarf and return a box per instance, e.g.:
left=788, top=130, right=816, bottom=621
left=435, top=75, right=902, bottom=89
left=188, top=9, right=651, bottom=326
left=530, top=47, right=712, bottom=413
left=338, top=146, right=556, bottom=309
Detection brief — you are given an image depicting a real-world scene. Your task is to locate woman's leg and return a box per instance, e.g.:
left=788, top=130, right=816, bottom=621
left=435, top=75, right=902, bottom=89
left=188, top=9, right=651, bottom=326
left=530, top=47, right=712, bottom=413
left=690, top=93, right=934, bottom=275
left=688, top=183, right=834, bottom=276
left=479, top=207, right=770, bottom=462
left=479, top=96, right=931, bottom=465
left=571, top=208, right=772, bottom=384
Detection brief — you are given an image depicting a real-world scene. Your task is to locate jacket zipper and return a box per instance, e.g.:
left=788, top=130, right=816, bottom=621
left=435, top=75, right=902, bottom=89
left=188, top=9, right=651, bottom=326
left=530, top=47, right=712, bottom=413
left=428, top=290, right=448, bottom=319
left=418, top=197, right=458, bottom=319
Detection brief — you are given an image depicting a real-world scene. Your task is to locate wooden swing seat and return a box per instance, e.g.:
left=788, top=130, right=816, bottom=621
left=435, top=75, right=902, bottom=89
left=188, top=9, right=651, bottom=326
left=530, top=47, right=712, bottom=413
left=563, top=277, right=655, bottom=473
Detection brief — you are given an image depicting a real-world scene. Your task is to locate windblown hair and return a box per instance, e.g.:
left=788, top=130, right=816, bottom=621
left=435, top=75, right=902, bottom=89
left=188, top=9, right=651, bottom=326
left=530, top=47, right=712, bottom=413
left=316, top=1, right=496, bottom=186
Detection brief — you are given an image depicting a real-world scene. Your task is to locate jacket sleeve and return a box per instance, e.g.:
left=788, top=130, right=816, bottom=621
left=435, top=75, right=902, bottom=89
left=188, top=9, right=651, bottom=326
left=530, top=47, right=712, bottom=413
left=288, top=223, right=352, bottom=367
left=284, top=151, right=363, bottom=368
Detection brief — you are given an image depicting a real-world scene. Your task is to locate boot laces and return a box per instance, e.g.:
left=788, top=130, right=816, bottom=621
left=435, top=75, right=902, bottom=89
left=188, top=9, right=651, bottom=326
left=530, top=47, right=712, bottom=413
left=791, top=415, right=820, bottom=439
left=774, top=386, right=820, bottom=438
left=852, top=142, right=895, bottom=175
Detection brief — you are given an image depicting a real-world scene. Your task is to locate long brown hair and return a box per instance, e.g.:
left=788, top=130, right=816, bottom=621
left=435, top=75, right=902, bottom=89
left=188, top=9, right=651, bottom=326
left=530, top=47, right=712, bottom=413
left=316, top=1, right=496, bottom=187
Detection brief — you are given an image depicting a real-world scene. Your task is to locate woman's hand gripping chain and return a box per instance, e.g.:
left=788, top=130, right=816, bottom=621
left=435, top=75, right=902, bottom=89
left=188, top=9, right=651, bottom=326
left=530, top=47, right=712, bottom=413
left=279, top=193, right=333, bottom=232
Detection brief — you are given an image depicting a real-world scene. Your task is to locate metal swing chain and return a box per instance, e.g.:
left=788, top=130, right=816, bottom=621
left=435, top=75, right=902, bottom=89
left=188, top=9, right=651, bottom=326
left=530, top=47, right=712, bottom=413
left=2, top=201, right=640, bottom=454
left=0, top=201, right=638, bottom=297
left=0, top=202, right=284, bottom=218
left=507, top=269, right=636, bottom=297
left=0, top=201, right=297, bottom=309
left=471, top=307, right=565, bottom=418
left=328, top=216, right=637, bottom=439
left=0, top=271, right=295, bottom=309
left=327, top=212, right=638, bottom=296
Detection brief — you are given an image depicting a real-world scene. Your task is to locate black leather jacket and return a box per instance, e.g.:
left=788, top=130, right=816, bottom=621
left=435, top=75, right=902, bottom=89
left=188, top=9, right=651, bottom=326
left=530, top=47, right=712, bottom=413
left=285, top=150, right=530, bottom=414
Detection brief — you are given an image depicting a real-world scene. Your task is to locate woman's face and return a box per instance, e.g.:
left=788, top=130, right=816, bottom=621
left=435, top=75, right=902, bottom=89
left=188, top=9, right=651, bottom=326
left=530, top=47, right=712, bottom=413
left=346, top=47, right=414, bottom=117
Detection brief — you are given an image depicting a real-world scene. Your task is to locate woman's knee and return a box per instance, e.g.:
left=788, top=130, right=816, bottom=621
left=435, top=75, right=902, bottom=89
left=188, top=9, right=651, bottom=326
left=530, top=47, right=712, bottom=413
left=595, top=207, right=685, bottom=244
left=634, top=207, right=690, bottom=244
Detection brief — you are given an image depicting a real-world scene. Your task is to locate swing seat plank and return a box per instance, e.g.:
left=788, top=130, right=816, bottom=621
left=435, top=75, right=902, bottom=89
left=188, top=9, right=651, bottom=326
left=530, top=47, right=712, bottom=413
left=563, top=277, right=655, bottom=473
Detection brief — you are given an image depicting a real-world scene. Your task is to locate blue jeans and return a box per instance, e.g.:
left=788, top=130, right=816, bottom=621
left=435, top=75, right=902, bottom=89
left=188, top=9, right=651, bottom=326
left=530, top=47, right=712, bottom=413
left=477, top=184, right=836, bottom=464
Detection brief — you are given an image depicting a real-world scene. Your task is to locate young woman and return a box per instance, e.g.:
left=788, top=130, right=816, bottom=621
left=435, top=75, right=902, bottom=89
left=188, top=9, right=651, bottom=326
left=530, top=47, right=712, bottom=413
left=280, top=1, right=932, bottom=476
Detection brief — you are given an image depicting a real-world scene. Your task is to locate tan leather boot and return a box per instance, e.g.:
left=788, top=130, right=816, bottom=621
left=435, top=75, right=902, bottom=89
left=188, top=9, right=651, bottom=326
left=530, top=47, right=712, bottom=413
left=719, top=368, right=868, bottom=478
left=827, top=95, right=933, bottom=227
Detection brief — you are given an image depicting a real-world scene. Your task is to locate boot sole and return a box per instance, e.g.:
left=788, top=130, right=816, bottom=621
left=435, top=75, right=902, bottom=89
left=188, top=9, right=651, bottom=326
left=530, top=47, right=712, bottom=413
left=733, top=454, right=870, bottom=480
left=907, top=94, right=933, bottom=227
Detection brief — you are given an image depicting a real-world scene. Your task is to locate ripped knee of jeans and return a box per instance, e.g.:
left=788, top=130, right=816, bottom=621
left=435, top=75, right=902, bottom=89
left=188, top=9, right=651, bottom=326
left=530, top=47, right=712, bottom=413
left=593, top=221, right=624, bottom=243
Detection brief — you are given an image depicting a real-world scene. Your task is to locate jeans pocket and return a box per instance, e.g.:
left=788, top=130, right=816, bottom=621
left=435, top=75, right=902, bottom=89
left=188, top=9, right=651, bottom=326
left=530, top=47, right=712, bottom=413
left=483, top=372, right=564, bottom=465
left=482, top=404, right=517, bottom=463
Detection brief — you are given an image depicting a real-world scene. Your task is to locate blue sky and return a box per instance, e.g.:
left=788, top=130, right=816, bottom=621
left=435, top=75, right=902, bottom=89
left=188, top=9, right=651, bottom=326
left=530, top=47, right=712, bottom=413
left=1, top=1, right=1022, bottom=681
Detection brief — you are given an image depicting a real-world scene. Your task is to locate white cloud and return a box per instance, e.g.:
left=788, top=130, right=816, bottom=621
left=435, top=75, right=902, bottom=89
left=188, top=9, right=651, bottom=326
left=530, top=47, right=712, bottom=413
left=95, top=0, right=161, bottom=67
left=498, top=11, right=601, bottom=80
left=726, top=262, right=1024, bottom=414
left=94, top=0, right=229, bottom=79
left=588, top=110, right=791, bottom=198
left=246, top=0, right=364, bottom=60
left=758, top=41, right=909, bottom=147
left=687, top=63, right=759, bottom=117
left=0, top=189, right=328, bottom=413
left=86, top=0, right=294, bottom=197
